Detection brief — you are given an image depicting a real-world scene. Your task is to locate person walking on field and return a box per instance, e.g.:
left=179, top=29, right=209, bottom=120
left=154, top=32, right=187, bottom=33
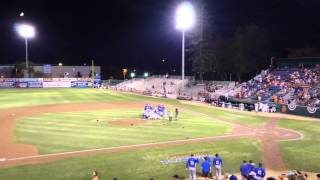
left=175, top=108, right=179, bottom=121
left=186, top=154, right=199, bottom=180
left=169, top=110, right=173, bottom=121
left=213, top=153, right=223, bottom=180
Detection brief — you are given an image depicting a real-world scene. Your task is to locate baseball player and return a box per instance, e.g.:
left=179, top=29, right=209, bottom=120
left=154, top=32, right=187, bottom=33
left=169, top=110, right=173, bottom=121
left=175, top=108, right=179, bottom=121
left=186, top=154, right=199, bottom=180
left=254, top=163, right=266, bottom=180
left=201, top=156, right=211, bottom=180
left=213, top=153, right=223, bottom=180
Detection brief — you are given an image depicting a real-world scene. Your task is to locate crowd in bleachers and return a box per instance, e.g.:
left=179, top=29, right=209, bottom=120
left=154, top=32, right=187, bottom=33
left=232, top=65, right=320, bottom=107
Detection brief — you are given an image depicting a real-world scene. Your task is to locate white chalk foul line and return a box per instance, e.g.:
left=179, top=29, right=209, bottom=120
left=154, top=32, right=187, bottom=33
left=2, top=133, right=254, bottom=162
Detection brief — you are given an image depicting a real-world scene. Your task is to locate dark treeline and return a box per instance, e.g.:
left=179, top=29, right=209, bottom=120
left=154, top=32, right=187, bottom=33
left=187, top=0, right=272, bottom=82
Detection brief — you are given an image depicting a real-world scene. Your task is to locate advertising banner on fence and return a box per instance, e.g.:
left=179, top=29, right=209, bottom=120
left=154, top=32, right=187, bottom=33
left=71, top=81, right=89, bottom=88
left=0, top=81, right=15, bottom=88
left=15, top=82, right=28, bottom=88
left=28, top=81, right=43, bottom=88
left=43, top=81, right=71, bottom=88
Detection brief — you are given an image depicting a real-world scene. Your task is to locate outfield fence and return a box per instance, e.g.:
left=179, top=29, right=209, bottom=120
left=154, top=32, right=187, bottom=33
left=0, top=78, right=101, bottom=88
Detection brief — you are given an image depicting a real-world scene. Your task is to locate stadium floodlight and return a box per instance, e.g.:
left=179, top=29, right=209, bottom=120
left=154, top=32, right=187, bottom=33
left=130, top=72, right=135, bottom=78
left=144, top=72, right=149, bottom=78
left=17, top=24, right=35, bottom=38
left=176, top=2, right=195, bottom=80
left=15, top=24, right=36, bottom=78
left=58, top=62, right=63, bottom=66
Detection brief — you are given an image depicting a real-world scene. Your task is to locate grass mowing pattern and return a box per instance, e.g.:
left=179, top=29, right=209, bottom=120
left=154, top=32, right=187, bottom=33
left=0, top=139, right=261, bottom=180
left=15, top=108, right=230, bottom=154
left=278, top=119, right=320, bottom=172
left=0, top=89, right=139, bottom=109
left=0, top=88, right=267, bottom=126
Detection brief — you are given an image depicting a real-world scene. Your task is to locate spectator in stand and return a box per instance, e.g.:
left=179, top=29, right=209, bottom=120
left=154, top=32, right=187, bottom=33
left=254, top=163, right=266, bottom=180
left=240, top=160, right=248, bottom=180
left=201, top=156, right=211, bottom=180
left=317, top=173, right=320, bottom=180
left=186, top=154, right=199, bottom=180
left=91, top=171, right=99, bottom=180
left=213, top=153, right=223, bottom=180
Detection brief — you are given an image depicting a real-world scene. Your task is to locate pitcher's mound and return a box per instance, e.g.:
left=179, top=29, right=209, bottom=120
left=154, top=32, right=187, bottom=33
left=110, top=119, right=145, bottom=126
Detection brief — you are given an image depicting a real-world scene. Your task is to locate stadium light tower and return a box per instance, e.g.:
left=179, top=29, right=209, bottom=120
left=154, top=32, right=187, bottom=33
left=176, top=2, right=195, bottom=80
left=16, top=24, right=35, bottom=78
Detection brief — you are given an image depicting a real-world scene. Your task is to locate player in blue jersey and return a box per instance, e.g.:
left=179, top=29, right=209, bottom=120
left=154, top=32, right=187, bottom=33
left=254, top=163, right=266, bottom=180
left=213, top=153, right=223, bottom=180
left=240, top=160, right=248, bottom=180
left=186, top=154, right=199, bottom=180
left=201, top=156, right=211, bottom=180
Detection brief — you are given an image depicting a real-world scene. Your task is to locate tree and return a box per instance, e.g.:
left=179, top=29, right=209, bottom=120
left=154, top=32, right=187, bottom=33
left=188, top=0, right=214, bottom=81
left=230, top=24, right=271, bottom=82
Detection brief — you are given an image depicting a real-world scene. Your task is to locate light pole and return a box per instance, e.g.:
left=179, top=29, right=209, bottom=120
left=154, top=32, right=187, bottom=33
left=16, top=24, right=35, bottom=78
left=176, top=2, right=195, bottom=80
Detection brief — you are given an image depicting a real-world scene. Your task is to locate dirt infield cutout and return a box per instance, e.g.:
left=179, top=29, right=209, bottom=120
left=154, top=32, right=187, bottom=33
left=0, top=102, right=303, bottom=170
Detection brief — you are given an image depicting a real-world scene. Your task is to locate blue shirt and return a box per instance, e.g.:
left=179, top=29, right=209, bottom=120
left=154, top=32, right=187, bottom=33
left=229, top=175, right=238, bottom=180
left=206, top=156, right=211, bottom=163
left=254, top=167, right=266, bottom=178
left=240, top=163, right=248, bottom=176
left=201, top=161, right=211, bottom=173
left=186, top=157, right=199, bottom=168
left=213, top=156, right=222, bottom=166
left=247, top=163, right=255, bottom=174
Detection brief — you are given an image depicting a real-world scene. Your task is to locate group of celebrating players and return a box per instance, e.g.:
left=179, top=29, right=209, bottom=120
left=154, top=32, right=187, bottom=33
left=143, top=104, right=166, bottom=119
left=186, top=154, right=266, bottom=180
left=143, top=104, right=179, bottom=121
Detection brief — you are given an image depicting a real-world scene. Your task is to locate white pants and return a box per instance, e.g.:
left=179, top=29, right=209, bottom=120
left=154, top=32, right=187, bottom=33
left=215, top=165, right=222, bottom=180
left=189, top=167, right=196, bottom=180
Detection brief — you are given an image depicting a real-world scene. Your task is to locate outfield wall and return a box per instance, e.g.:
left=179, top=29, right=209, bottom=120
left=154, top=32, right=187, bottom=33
left=0, top=78, right=101, bottom=88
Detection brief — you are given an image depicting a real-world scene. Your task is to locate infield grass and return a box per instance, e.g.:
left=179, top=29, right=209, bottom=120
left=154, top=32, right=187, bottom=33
left=0, top=139, right=261, bottom=180
left=278, top=119, right=320, bottom=172
left=15, top=108, right=231, bottom=154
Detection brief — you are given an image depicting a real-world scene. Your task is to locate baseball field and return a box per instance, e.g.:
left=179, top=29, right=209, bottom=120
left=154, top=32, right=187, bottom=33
left=0, top=88, right=319, bottom=179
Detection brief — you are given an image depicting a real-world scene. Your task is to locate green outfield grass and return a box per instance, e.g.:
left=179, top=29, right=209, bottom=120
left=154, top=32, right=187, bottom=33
left=0, top=88, right=267, bottom=126
left=15, top=108, right=230, bottom=154
left=278, top=119, right=320, bottom=172
left=0, top=89, right=141, bottom=109
left=0, top=139, right=261, bottom=180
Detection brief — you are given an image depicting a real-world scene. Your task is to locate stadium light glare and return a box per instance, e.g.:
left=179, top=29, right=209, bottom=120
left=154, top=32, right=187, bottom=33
left=175, top=2, right=195, bottom=80
left=144, top=72, right=149, bottom=78
left=176, top=2, right=195, bottom=31
left=16, top=24, right=35, bottom=38
left=130, top=72, right=135, bottom=78
left=58, top=62, right=63, bottom=66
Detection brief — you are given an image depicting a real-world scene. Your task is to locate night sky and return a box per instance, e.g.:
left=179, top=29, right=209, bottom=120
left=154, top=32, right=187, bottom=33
left=1, top=0, right=320, bottom=78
